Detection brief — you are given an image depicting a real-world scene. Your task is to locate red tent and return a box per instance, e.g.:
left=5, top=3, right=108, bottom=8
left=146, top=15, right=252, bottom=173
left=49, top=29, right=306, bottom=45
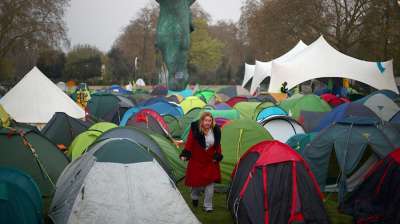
left=320, top=93, right=350, bottom=107
left=228, top=140, right=329, bottom=224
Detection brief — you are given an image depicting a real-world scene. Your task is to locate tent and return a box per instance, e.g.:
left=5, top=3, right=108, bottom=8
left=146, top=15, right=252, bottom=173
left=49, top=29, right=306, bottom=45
left=107, top=85, right=131, bottom=95
left=168, top=89, right=193, bottom=98
left=356, top=93, right=400, bottom=121
left=151, top=85, right=169, bottom=96
left=233, top=102, right=275, bottom=120
left=215, top=103, right=232, bottom=110
left=96, top=127, right=178, bottom=180
left=302, top=117, right=400, bottom=200
left=298, top=111, right=328, bottom=133
left=126, top=109, right=170, bottom=136
left=42, top=112, right=93, bottom=148
left=0, top=67, right=85, bottom=125
left=320, top=93, right=350, bottom=107
left=166, top=94, right=182, bottom=104
left=220, top=119, right=272, bottom=184
left=313, top=103, right=380, bottom=132
left=121, top=101, right=183, bottom=126
left=0, top=125, right=69, bottom=197
left=0, top=105, right=11, bottom=127
left=256, top=105, right=287, bottom=122
left=87, top=93, right=134, bottom=124
left=49, top=138, right=199, bottom=224
left=341, top=148, right=400, bottom=223
left=286, top=133, right=317, bottom=154
left=261, top=115, right=305, bottom=143
left=242, top=63, right=255, bottom=88
left=280, top=94, right=331, bottom=119
left=135, top=78, right=146, bottom=87
left=68, top=122, right=118, bottom=160
left=250, top=41, right=308, bottom=95
left=228, top=140, right=329, bottom=224
left=218, top=86, right=250, bottom=98
left=194, top=89, right=215, bottom=103
left=0, top=168, right=43, bottom=224
left=179, top=96, right=206, bottom=114
left=268, top=36, right=398, bottom=93
left=163, top=114, right=182, bottom=138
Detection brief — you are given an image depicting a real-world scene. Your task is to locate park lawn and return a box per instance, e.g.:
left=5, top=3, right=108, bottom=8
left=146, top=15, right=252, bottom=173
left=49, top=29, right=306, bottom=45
left=178, top=183, right=353, bottom=224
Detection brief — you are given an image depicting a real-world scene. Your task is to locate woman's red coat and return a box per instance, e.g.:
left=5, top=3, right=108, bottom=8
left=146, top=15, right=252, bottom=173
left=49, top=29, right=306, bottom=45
left=184, top=125, right=222, bottom=187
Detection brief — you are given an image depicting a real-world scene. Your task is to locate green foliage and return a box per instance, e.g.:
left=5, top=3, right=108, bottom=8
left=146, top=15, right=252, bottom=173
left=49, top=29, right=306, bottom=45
left=63, top=45, right=103, bottom=81
left=189, top=19, right=224, bottom=73
left=36, top=49, right=66, bottom=79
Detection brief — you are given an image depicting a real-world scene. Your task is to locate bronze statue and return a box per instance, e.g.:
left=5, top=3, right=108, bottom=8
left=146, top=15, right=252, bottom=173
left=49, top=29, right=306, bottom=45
left=155, top=0, right=195, bottom=90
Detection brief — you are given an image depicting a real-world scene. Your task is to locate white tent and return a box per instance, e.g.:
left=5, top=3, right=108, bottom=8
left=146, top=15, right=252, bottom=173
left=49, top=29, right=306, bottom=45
left=262, top=116, right=305, bottom=143
left=242, top=63, right=255, bottom=88
left=136, top=78, right=146, bottom=87
left=0, top=67, right=85, bottom=124
left=250, top=41, right=308, bottom=95
left=269, top=36, right=398, bottom=93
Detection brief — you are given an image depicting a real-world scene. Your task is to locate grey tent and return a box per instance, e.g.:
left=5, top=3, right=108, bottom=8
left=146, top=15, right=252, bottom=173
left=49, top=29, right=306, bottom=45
left=96, top=127, right=176, bottom=180
left=302, top=117, right=400, bottom=201
left=49, top=138, right=199, bottom=224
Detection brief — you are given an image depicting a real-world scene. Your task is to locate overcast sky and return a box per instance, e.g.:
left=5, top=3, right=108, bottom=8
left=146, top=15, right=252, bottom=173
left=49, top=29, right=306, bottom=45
left=65, top=0, right=243, bottom=52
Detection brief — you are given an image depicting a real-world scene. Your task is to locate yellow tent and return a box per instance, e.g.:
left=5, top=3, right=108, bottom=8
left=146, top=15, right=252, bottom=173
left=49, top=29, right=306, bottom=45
left=0, top=105, right=11, bottom=127
left=179, top=96, right=206, bottom=114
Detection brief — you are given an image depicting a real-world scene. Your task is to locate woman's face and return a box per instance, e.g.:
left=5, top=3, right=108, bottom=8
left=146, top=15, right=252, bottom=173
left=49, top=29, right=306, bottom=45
left=201, top=116, right=213, bottom=129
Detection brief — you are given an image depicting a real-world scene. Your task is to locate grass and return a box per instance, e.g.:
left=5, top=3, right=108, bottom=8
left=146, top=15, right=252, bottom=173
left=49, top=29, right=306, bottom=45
left=177, top=183, right=353, bottom=224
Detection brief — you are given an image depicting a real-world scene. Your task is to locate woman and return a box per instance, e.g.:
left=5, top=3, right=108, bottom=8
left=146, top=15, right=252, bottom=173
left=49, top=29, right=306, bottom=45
left=180, top=112, right=223, bottom=212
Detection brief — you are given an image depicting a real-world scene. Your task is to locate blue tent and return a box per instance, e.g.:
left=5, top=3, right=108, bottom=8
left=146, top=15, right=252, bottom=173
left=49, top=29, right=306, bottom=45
left=0, top=168, right=43, bottom=224
left=313, top=103, right=379, bottom=132
left=120, top=102, right=183, bottom=126
left=168, top=89, right=193, bottom=98
left=214, top=103, right=232, bottom=110
left=136, top=97, right=170, bottom=107
left=256, top=106, right=287, bottom=122
left=108, top=85, right=131, bottom=95
left=356, top=90, right=399, bottom=103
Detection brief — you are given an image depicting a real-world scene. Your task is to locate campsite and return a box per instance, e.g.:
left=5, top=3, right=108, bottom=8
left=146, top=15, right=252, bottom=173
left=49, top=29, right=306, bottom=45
left=1, top=0, right=400, bottom=223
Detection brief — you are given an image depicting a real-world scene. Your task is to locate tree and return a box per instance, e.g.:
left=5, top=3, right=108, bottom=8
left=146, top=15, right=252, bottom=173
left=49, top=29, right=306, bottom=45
left=106, top=47, right=130, bottom=83
left=114, top=4, right=159, bottom=83
left=63, top=45, right=103, bottom=81
left=189, top=18, right=224, bottom=79
left=0, top=0, right=69, bottom=81
left=36, top=48, right=66, bottom=79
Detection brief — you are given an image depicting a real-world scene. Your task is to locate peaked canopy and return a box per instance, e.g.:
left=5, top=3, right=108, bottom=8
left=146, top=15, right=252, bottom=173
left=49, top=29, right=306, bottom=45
left=0, top=67, right=85, bottom=124
left=250, top=41, right=308, bottom=95
left=269, top=36, right=398, bottom=93
left=242, top=63, right=255, bottom=88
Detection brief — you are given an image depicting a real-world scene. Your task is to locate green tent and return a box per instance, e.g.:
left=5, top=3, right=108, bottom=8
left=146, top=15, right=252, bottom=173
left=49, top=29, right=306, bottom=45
left=179, top=96, right=206, bottom=114
left=163, top=114, right=182, bottom=138
left=0, top=168, right=43, bottom=224
left=234, top=102, right=275, bottom=120
left=280, top=94, right=331, bottom=119
left=194, top=89, right=215, bottom=103
left=286, top=133, right=317, bottom=153
left=87, top=93, right=120, bottom=119
left=302, top=118, right=400, bottom=199
left=148, top=133, right=187, bottom=181
left=220, top=119, right=273, bottom=185
left=0, top=105, right=10, bottom=128
left=0, top=125, right=69, bottom=197
left=180, top=108, right=240, bottom=141
left=68, top=122, right=117, bottom=160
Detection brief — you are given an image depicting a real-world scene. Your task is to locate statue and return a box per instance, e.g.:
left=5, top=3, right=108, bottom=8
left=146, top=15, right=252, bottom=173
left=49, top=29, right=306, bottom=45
left=155, top=0, right=195, bottom=91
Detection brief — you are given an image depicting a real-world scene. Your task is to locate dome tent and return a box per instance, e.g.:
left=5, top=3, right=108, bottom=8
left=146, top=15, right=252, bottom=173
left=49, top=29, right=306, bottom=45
left=49, top=138, right=199, bottom=224
left=302, top=117, right=400, bottom=201
left=0, top=168, right=43, bottom=224
left=228, top=140, right=329, bottom=224
left=0, top=125, right=69, bottom=197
